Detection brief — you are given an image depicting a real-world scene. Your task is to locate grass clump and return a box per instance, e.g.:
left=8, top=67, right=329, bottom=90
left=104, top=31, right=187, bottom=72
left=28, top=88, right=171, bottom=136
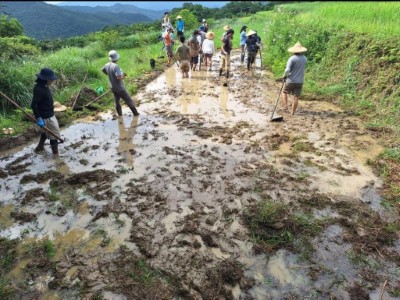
left=242, top=199, right=325, bottom=254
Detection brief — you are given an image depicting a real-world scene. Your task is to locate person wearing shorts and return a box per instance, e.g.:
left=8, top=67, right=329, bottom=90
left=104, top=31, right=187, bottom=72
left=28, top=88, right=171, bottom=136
left=202, top=31, right=215, bottom=71
left=282, top=41, right=308, bottom=115
left=219, top=29, right=234, bottom=78
left=188, top=30, right=200, bottom=71
left=175, top=36, right=191, bottom=78
left=163, top=27, right=174, bottom=66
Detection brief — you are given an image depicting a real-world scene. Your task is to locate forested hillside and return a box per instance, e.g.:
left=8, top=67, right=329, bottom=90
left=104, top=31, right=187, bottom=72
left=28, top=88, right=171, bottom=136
left=1, top=1, right=151, bottom=39
left=61, top=3, right=164, bottom=21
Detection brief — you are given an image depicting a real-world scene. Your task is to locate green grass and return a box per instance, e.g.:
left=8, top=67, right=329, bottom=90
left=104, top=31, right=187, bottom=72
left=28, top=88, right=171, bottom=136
left=286, top=2, right=400, bottom=38
left=129, top=259, right=163, bottom=285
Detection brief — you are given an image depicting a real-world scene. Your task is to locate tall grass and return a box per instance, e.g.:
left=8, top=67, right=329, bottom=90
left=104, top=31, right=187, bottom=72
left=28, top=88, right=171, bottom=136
left=284, top=2, right=400, bottom=38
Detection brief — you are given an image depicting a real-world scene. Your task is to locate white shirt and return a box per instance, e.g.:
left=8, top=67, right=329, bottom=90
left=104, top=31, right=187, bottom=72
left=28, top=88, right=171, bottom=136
left=202, top=39, right=214, bottom=55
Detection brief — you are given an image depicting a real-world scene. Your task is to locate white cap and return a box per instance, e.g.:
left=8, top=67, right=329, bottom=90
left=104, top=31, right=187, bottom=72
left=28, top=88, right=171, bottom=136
left=202, top=19, right=206, bottom=22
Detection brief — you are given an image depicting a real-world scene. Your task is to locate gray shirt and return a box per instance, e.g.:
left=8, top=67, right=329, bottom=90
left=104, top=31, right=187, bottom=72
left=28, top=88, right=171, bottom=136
left=102, top=62, right=124, bottom=92
left=284, top=54, right=307, bottom=84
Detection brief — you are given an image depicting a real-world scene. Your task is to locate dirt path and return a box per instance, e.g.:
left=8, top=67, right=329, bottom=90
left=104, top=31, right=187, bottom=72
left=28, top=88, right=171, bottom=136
left=0, top=50, right=399, bottom=299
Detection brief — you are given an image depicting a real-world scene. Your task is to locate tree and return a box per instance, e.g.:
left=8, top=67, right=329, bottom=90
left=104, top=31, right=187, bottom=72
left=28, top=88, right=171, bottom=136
left=171, top=9, right=197, bottom=33
left=0, top=15, right=23, bottom=37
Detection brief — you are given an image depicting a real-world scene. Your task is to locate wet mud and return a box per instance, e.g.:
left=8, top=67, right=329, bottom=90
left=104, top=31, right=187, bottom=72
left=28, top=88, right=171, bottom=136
left=0, top=50, right=399, bottom=299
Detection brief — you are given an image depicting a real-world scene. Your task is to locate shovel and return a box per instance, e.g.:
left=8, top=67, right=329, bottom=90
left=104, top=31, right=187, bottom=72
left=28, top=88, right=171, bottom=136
left=270, top=80, right=285, bottom=122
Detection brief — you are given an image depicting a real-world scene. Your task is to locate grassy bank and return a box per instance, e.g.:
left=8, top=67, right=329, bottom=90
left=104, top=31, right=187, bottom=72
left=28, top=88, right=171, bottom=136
left=260, top=2, right=399, bottom=208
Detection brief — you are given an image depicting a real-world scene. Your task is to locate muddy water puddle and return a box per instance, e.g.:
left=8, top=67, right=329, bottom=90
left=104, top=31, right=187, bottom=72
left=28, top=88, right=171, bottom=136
left=1, top=50, right=399, bottom=299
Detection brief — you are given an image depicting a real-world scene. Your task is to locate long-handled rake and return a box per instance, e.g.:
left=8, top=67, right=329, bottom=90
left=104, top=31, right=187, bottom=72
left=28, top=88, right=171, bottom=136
left=270, top=80, right=285, bottom=122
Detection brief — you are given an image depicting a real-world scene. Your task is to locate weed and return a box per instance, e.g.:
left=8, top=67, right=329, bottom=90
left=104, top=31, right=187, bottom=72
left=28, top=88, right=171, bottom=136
left=129, top=259, right=162, bottom=285
left=44, top=239, right=56, bottom=258
left=0, top=277, right=15, bottom=299
left=0, top=238, right=17, bottom=272
left=48, top=187, right=60, bottom=202
left=347, top=249, right=382, bottom=269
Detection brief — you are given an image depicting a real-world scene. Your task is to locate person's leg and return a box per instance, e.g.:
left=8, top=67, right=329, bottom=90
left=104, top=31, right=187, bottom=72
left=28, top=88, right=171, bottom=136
left=114, top=93, right=122, bottom=116
left=220, top=55, right=226, bottom=76
left=50, top=139, right=58, bottom=156
left=119, top=90, right=139, bottom=116
left=226, top=54, right=230, bottom=78
left=35, top=132, right=47, bottom=152
left=282, top=91, right=289, bottom=110
left=290, top=84, right=302, bottom=115
left=291, top=96, right=299, bottom=115
left=44, top=116, right=61, bottom=155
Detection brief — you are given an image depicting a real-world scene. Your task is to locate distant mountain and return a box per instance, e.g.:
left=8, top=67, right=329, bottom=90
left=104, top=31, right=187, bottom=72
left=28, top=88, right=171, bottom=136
left=1, top=1, right=152, bottom=40
left=57, top=1, right=229, bottom=10
left=60, top=3, right=164, bottom=21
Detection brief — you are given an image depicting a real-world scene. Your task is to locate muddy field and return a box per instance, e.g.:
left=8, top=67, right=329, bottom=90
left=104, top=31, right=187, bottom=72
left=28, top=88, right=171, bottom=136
left=1, top=50, right=399, bottom=299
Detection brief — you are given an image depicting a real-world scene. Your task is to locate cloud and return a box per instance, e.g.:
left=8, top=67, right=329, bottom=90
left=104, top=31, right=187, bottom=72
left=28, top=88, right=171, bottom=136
left=45, top=1, right=63, bottom=5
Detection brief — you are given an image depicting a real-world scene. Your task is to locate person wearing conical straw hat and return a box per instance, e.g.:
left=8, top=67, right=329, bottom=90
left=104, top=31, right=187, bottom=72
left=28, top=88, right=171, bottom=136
left=221, top=25, right=231, bottom=41
left=281, top=41, right=307, bottom=115
left=202, top=31, right=215, bottom=71
left=176, top=15, right=185, bottom=39
left=245, top=29, right=258, bottom=71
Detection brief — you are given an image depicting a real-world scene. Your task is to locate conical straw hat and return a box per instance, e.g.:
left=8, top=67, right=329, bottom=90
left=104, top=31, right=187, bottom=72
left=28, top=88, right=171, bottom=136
left=246, top=30, right=257, bottom=37
left=288, top=41, right=307, bottom=53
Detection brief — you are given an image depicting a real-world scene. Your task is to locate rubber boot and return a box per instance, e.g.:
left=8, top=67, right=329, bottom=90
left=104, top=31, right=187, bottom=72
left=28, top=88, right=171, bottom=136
left=34, top=133, right=47, bottom=152
left=219, top=69, right=223, bottom=76
left=226, top=70, right=230, bottom=79
left=116, top=104, right=123, bottom=116
left=241, top=53, right=244, bottom=62
left=50, top=139, right=59, bottom=156
left=130, top=106, right=140, bottom=116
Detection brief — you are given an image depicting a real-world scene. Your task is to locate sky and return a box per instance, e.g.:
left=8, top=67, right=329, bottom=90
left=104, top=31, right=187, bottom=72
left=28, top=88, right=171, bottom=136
left=45, top=1, right=229, bottom=10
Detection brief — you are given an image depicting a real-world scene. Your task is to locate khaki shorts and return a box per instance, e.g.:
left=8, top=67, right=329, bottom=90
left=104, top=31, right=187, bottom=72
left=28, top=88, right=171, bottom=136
left=180, top=60, right=190, bottom=72
left=283, top=82, right=303, bottom=97
left=43, top=115, right=60, bottom=140
left=220, top=53, right=230, bottom=71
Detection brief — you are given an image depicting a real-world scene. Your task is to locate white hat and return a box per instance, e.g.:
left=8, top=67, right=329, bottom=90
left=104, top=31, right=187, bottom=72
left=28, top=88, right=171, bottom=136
left=108, top=50, right=120, bottom=61
left=202, top=19, right=206, bottom=22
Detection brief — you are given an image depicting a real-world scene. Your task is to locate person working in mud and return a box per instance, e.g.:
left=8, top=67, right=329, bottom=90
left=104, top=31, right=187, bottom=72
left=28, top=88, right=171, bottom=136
left=161, top=12, right=171, bottom=31
left=175, top=36, right=191, bottom=78
left=102, top=50, right=139, bottom=117
left=31, top=67, right=63, bottom=156
left=162, top=26, right=175, bottom=66
left=245, top=30, right=258, bottom=71
left=202, top=31, right=215, bottom=71
left=219, top=28, right=234, bottom=78
left=281, top=41, right=308, bottom=115
left=221, top=25, right=231, bottom=41
left=188, top=30, right=201, bottom=71
left=239, top=25, right=247, bottom=63
left=176, top=15, right=184, bottom=39
left=201, top=19, right=208, bottom=33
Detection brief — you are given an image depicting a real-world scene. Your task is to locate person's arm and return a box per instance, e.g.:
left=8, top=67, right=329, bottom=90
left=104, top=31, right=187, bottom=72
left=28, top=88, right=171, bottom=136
left=283, top=57, right=293, bottom=78
left=115, top=65, right=125, bottom=80
left=101, top=66, right=107, bottom=75
left=31, top=86, right=41, bottom=119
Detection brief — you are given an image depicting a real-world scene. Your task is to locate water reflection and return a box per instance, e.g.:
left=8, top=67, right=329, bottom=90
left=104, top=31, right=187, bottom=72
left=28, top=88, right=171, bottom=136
left=165, top=65, right=177, bottom=88
left=219, top=85, right=230, bottom=118
left=117, top=116, right=139, bottom=168
left=54, top=156, right=71, bottom=175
